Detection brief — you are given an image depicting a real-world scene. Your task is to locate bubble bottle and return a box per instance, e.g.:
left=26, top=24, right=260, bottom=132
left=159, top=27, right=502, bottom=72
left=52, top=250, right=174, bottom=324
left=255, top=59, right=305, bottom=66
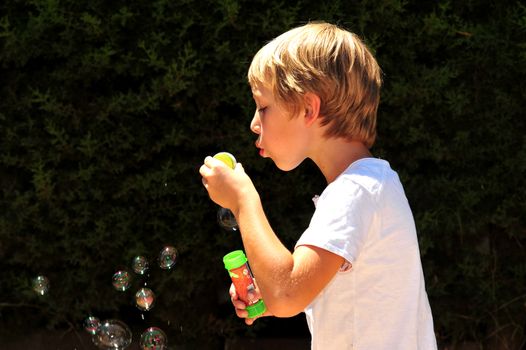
left=223, top=250, right=266, bottom=318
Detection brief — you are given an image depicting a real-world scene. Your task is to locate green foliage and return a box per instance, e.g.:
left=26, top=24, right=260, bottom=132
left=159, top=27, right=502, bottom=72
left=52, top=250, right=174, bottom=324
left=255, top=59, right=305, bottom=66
left=1, top=0, right=525, bottom=348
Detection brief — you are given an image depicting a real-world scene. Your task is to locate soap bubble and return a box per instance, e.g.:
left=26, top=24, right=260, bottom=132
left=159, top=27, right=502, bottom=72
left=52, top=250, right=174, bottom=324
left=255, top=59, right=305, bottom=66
left=32, top=275, right=50, bottom=296
left=132, top=256, right=149, bottom=275
left=135, top=287, right=156, bottom=311
left=112, top=270, right=132, bottom=291
left=217, top=207, right=238, bottom=231
left=140, top=327, right=168, bottom=350
left=84, top=316, right=101, bottom=335
left=158, top=246, right=177, bottom=270
left=92, top=319, right=132, bottom=350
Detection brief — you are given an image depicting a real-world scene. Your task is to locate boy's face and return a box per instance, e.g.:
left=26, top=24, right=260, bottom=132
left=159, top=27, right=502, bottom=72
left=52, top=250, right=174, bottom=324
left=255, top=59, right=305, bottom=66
left=250, top=84, right=311, bottom=171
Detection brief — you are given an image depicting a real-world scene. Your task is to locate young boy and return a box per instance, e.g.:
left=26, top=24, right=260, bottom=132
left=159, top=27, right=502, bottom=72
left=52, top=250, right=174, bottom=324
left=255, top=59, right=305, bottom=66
left=200, top=21, right=437, bottom=349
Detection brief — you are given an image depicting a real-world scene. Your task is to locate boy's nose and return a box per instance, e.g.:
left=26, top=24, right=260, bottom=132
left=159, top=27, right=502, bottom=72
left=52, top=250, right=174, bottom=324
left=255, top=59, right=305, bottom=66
left=250, top=111, right=261, bottom=134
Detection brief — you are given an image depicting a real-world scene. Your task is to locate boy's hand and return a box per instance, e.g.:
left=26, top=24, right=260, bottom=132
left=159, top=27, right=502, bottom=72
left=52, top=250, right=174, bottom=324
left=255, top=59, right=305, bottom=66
left=229, top=282, right=272, bottom=326
left=199, top=156, right=256, bottom=214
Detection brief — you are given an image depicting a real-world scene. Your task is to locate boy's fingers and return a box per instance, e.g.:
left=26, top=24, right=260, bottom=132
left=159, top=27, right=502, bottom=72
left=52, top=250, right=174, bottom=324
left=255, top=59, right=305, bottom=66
left=229, top=284, right=238, bottom=299
left=247, top=291, right=257, bottom=303
left=245, top=317, right=258, bottom=326
left=199, top=163, right=210, bottom=177
left=232, top=299, right=246, bottom=310
left=204, top=156, right=226, bottom=168
left=244, top=309, right=272, bottom=325
left=235, top=308, right=249, bottom=319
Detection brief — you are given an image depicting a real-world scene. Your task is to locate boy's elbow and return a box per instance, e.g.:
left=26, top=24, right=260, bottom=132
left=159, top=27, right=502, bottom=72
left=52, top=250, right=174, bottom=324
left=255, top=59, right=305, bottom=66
left=263, top=290, right=307, bottom=318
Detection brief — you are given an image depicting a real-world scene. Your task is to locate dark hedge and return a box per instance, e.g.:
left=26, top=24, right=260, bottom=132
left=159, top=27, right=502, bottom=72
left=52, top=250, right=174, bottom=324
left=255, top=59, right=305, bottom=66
left=1, top=0, right=525, bottom=348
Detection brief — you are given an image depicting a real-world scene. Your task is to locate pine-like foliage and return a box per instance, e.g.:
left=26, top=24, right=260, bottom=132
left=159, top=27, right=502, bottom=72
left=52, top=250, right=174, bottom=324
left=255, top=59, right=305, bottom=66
left=1, top=0, right=524, bottom=348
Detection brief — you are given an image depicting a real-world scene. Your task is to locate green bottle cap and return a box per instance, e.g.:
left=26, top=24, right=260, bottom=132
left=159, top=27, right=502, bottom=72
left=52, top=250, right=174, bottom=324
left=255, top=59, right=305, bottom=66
left=246, top=299, right=267, bottom=318
left=223, top=250, right=247, bottom=270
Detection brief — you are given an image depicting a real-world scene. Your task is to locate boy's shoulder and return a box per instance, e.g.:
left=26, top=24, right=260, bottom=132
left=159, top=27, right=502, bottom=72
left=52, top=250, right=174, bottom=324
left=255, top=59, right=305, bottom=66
left=316, top=158, right=393, bottom=206
left=336, top=157, right=392, bottom=192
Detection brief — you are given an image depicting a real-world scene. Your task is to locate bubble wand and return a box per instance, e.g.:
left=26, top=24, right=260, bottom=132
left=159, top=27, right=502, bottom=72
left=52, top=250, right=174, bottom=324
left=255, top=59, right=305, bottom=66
left=213, top=152, right=239, bottom=231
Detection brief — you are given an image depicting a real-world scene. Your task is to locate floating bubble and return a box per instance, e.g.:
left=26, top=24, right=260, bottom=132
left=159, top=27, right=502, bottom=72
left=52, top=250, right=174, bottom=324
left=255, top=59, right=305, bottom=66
left=32, top=275, right=50, bottom=296
left=132, top=256, right=149, bottom=275
left=84, top=316, right=101, bottom=335
left=140, top=327, right=168, bottom=350
left=135, top=287, right=156, bottom=311
left=112, top=270, right=132, bottom=292
left=217, top=207, right=238, bottom=231
left=158, top=246, right=177, bottom=270
left=92, top=319, right=132, bottom=350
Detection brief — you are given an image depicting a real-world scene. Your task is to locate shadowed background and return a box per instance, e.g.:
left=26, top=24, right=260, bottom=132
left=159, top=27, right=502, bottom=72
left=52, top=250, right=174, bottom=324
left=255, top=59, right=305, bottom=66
left=1, top=0, right=525, bottom=348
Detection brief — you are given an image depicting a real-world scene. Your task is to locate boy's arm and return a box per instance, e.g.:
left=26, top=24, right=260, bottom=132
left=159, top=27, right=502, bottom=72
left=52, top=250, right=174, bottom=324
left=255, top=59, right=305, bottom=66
left=200, top=156, right=344, bottom=317
left=235, top=190, right=344, bottom=317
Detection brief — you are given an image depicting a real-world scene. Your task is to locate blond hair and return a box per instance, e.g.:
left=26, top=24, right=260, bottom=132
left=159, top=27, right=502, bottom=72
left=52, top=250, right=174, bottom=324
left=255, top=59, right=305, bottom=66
left=248, top=21, right=382, bottom=148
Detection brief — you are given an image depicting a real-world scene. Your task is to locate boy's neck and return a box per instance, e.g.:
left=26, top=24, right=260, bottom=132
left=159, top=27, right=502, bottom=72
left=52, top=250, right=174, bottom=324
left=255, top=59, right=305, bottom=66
left=311, top=138, right=372, bottom=184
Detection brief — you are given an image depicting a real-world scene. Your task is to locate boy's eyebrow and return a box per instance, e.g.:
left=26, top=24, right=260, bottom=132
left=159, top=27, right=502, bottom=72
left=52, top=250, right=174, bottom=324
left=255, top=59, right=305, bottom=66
left=251, top=92, right=262, bottom=104
left=252, top=88, right=264, bottom=99
left=252, top=98, right=262, bottom=109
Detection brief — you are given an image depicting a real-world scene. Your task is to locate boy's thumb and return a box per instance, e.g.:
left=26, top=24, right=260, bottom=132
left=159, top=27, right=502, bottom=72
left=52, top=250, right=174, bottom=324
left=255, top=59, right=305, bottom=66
left=247, top=291, right=257, bottom=303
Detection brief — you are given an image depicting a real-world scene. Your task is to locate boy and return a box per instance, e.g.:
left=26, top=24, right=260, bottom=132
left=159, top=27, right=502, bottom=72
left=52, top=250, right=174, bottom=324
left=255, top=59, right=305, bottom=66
left=200, top=21, right=437, bottom=349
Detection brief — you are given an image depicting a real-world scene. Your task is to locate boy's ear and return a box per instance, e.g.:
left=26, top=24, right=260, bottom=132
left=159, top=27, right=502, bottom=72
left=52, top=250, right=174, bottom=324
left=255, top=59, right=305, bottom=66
left=303, top=92, right=321, bottom=126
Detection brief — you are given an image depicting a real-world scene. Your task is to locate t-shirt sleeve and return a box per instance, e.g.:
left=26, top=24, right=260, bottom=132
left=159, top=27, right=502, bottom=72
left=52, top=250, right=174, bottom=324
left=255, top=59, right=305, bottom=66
left=295, top=177, right=376, bottom=266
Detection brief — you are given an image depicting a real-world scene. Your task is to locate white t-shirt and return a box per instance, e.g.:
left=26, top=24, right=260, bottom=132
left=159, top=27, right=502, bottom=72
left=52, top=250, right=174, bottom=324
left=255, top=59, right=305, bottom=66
left=295, top=158, right=437, bottom=350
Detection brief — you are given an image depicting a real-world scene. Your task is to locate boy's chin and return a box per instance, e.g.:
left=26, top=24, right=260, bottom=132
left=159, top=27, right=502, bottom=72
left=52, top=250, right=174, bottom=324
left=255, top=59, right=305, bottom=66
left=274, top=159, right=303, bottom=172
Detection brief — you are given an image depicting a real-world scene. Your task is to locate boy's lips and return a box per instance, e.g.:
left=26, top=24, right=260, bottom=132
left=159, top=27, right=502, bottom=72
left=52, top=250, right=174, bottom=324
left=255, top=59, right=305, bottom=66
left=255, top=140, right=264, bottom=156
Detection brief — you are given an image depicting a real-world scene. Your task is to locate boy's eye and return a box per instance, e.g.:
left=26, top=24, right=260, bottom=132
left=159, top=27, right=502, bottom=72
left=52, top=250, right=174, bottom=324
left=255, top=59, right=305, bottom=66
left=258, top=107, right=267, bottom=114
